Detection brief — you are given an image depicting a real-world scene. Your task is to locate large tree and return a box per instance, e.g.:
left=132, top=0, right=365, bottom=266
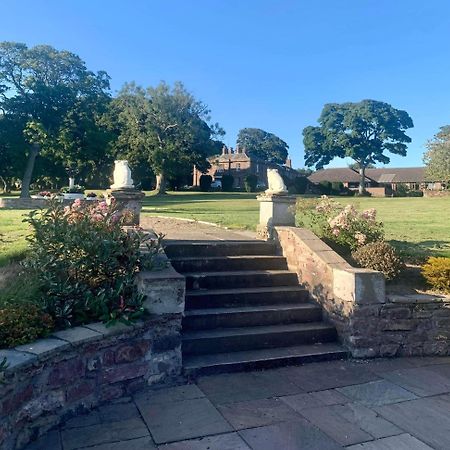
left=0, top=42, right=111, bottom=197
left=109, top=81, right=224, bottom=194
left=303, top=100, right=414, bottom=194
left=237, top=128, right=288, bottom=164
left=423, top=126, right=450, bottom=186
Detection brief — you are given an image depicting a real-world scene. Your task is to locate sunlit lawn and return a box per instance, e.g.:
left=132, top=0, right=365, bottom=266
left=0, top=192, right=449, bottom=266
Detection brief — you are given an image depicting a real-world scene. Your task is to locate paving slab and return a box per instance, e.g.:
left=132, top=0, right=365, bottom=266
left=98, top=401, right=141, bottom=422
left=328, top=403, right=402, bottom=439
left=217, top=397, right=300, bottom=430
left=279, top=360, right=379, bottom=392
left=62, top=410, right=101, bottom=429
left=159, top=432, right=251, bottom=449
left=347, top=433, right=433, bottom=450
left=197, top=370, right=301, bottom=405
left=298, top=405, right=373, bottom=446
left=337, top=380, right=418, bottom=406
left=61, top=418, right=149, bottom=450
left=136, top=397, right=232, bottom=444
left=310, top=389, right=351, bottom=405
left=134, top=384, right=205, bottom=404
left=375, top=394, right=450, bottom=450
left=25, top=430, right=62, bottom=450
left=239, top=420, right=343, bottom=450
left=380, top=366, right=450, bottom=397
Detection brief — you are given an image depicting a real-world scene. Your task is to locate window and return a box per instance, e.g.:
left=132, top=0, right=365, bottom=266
left=236, top=163, right=241, bottom=171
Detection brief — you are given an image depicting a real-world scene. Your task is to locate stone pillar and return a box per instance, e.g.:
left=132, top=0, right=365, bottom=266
left=107, top=188, right=145, bottom=226
left=256, top=194, right=296, bottom=239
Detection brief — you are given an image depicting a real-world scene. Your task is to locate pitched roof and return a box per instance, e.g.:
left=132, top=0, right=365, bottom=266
left=308, top=167, right=432, bottom=184
left=308, top=168, right=371, bottom=183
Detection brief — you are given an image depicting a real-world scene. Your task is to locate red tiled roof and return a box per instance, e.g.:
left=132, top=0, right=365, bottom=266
left=308, top=168, right=371, bottom=183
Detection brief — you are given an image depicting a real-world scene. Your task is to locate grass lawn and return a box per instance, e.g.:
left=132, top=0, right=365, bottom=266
left=0, top=192, right=449, bottom=267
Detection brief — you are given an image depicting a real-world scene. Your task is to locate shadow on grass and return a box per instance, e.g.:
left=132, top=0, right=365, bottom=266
left=390, top=239, right=450, bottom=264
left=142, top=192, right=258, bottom=205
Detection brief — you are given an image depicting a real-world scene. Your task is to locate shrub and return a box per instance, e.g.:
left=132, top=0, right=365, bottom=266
left=290, top=176, right=308, bottom=194
left=0, top=356, right=8, bottom=384
left=244, top=174, right=258, bottom=192
left=24, top=200, right=164, bottom=328
left=319, top=181, right=332, bottom=194
left=351, top=241, right=404, bottom=280
left=0, top=304, right=54, bottom=348
left=421, top=257, right=450, bottom=293
left=199, top=175, right=212, bottom=192
left=296, top=196, right=384, bottom=254
left=331, top=182, right=344, bottom=193
left=221, top=174, right=234, bottom=191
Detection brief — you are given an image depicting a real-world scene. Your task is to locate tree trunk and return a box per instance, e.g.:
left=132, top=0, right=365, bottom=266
left=0, top=176, right=8, bottom=194
left=359, top=164, right=366, bottom=195
left=20, top=143, right=40, bottom=198
left=154, top=172, right=167, bottom=195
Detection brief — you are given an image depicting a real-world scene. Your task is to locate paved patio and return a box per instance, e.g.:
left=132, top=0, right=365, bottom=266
left=26, top=356, right=450, bottom=450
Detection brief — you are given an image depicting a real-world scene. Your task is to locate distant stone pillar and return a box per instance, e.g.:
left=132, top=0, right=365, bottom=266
left=256, top=194, right=296, bottom=239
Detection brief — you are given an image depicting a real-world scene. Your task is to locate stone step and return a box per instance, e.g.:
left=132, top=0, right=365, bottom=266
left=184, top=270, right=299, bottom=290
left=185, top=286, right=310, bottom=310
left=183, top=303, right=322, bottom=330
left=164, top=240, right=277, bottom=258
left=183, top=343, right=348, bottom=376
left=171, top=255, right=288, bottom=273
left=183, top=322, right=337, bottom=355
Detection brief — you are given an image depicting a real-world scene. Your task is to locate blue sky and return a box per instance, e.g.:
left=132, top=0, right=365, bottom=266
left=3, top=0, right=450, bottom=169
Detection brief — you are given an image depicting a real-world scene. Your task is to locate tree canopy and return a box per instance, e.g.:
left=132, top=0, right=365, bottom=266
left=0, top=42, right=112, bottom=196
left=424, top=126, right=450, bottom=184
left=237, top=128, right=288, bottom=164
left=109, top=81, right=224, bottom=194
left=303, top=100, right=414, bottom=194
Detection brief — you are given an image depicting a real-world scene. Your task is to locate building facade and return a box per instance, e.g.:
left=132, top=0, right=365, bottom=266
left=193, top=145, right=297, bottom=189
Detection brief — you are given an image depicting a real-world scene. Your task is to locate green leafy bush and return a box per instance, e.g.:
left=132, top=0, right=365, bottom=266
left=319, top=181, right=332, bottom=194
left=421, top=257, right=450, bottom=293
left=0, top=356, right=9, bottom=384
left=296, top=196, right=384, bottom=254
left=244, top=174, right=258, bottom=192
left=0, top=304, right=54, bottom=348
left=199, top=175, right=212, bottom=192
left=221, top=174, right=234, bottom=191
left=24, top=200, right=164, bottom=328
left=351, top=241, right=404, bottom=280
left=292, top=176, right=308, bottom=194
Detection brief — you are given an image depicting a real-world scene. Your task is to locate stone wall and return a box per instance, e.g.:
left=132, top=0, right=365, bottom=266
left=0, top=263, right=185, bottom=450
left=274, top=226, right=450, bottom=358
left=0, top=198, right=47, bottom=209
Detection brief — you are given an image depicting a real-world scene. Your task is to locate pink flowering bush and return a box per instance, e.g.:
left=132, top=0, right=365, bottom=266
left=296, top=196, right=384, bottom=253
left=24, top=200, right=164, bottom=328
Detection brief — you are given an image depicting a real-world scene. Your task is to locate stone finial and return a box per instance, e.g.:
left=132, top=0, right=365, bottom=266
left=110, top=160, right=134, bottom=190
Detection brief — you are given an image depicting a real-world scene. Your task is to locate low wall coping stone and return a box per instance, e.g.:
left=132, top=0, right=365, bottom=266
left=388, top=294, right=450, bottom=304
left=0, top=349, right=36, bottom=372
left=51, top=326, right=103, bottom=345
left=15, top=337, right=71, bottom=358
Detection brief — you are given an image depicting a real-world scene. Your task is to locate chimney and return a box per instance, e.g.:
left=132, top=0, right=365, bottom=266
left=285, top=157, right=292, bottom=168
left=222, top=145, right=228, bottom=155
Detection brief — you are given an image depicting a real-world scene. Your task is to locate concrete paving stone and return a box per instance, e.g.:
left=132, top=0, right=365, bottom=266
left=280, top=392, right=327, bottom=411
left=136, top=397, right=232, bottom=444
left=337, top=380, right=418, bottom=406
left=134, top=384, right=205, bottom=404
left=15, top=338, right=70, bottom=357
left=407, top=356, right=450, bottom=367
left=346, top=433, right=434, bottom=450
left=159, top=432, right=251, bottom=449
left=61, top=418, right=149, bottom=450
left=328, top=403, right=402, bottom=439
left=298, top=405, right=373, bottom=446
left=83, top=436, right=156, bottom=449
left=217, top=397, right=301, bottom=430
left=310, top=389, right=351, bottom=405
left=239, top=420, right=343, bottom=450
left=98, top=401, right=141, bottom=422
left=380, top=366, right=450, bottom=397
left=363, top=358, right=421, bottom=375
left=25, top=430, right=62, bottom=450
left=62, top=410, right=101, bottom=429
left=375, top=394, right=450, bottom=450
left=279, top=360, right=379, bottom=392
left=197, top=370, right=302, bottom=405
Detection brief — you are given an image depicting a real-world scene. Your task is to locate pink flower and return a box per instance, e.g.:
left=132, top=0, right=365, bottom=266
left=355, top=232, right=366, bottom=245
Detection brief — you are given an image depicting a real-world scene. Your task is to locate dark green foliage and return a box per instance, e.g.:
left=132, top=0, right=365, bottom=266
left=23, top=200, right=164, bottom=328
left=199, top=175, right=212, bottom=192
left=319, top=181, right=332, bottom=194
left=331, top=182, right=344, bottom=193
left=393, top=185, right=424, bottom=197
left=0, top=304, right=54, bottom=348
left=352, top=241, right=404, bottom=280
left=237, top=128, right=288, bottom=164
left=291, top=176, right=308, bottom=194
left=303, top=100, right=414, bottom=194
left=424, top=126, right=450, bottom=183
left=221, top=174, right=234, bottom=191
left=244, top=174, right=258, bottom=192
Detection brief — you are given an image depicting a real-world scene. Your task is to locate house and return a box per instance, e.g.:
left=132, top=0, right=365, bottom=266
left=193, top=145, right=297, bottom=189
left=308, top=167, right=444, bottom=196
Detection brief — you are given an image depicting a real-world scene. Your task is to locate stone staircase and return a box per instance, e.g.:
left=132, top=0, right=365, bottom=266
left=164, top=239, right=348, bottom=376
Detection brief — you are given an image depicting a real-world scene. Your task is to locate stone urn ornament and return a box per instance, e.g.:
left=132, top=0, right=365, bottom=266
left=110, top=160, right=134, bottom=190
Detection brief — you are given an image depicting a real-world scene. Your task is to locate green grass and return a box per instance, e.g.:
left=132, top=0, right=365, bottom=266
left=0, top=192, right=449, bottom=267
